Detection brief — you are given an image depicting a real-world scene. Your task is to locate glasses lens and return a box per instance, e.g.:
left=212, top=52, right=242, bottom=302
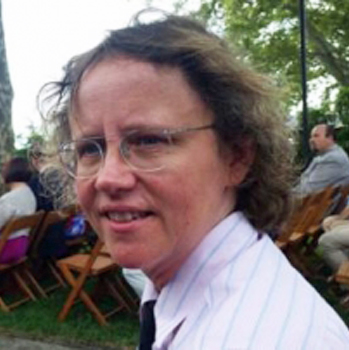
left=60, top=140, right=102, bottom=178
left=122, top=130, right=172, bottom=171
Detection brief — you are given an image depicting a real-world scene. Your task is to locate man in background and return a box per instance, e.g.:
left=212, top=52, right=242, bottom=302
left=294, top=124, right=349, bottom=196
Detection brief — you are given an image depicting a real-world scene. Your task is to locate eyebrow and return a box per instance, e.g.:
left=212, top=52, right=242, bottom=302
left=73, top=125, right=183, bottom=140
left=72, top=134, right=105, bottom=143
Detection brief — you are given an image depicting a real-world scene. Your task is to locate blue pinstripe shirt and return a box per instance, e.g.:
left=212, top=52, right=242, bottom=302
left=142, top=212, right=349, bottom=349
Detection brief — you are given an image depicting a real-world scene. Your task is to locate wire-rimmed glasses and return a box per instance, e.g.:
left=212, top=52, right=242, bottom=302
left=59, top=124, right=214, bottom=178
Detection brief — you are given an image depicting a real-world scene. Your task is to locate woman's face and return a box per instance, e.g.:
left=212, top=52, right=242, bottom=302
left=71, top=57, right=251, bottom=286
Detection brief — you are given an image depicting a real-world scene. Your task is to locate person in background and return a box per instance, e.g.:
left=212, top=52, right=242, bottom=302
left=294, top=124, right=349, bottom=196
left=318, top=204, right=349, bottom=276
left=0, top=157, right=36, bottom=264
left=28, top=143, right=63, bottom=211
left=40, top=11, right=349, bottom=349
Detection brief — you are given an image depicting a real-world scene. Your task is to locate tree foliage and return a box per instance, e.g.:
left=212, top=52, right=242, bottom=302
left=177, top=0, right=349, bottom=162
left=191, top=0, right=349, bottom=105
left=14, top=124, right=45, bottom=158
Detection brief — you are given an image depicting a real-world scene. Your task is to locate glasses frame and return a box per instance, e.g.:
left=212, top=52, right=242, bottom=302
left=59, top=123, right=215, bottom=179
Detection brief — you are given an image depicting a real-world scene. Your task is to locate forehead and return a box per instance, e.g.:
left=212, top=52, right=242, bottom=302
left=311, top=125, right=326, bottom=137
left=70, top=57, right=212, bottom=136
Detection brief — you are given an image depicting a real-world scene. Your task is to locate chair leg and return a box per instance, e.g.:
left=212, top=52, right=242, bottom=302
left=58, top=264, right=108, bottom=326
left=0, top=296, right=10, bottom=312
left=22, top=267, right=48, bottom=298
left=105, top=274, right=138, bottom=312
left=115, top=274, right=139, bottom=311
left=79, top=289, right=108, bottom=326
left=12, top=270, right=36, bottom=301
left=48, top=261, right=67, bottom=287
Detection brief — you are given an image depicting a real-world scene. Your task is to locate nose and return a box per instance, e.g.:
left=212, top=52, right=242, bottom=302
left=94, top=146, right=136, bottom=195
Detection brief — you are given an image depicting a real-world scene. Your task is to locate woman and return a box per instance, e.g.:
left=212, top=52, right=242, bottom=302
left=0, top=157, right=36, bottom=264
left=41, top=12, right=349, bottom=350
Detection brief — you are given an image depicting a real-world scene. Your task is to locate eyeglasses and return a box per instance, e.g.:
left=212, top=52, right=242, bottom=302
left=59, top=124, right=214, bottom=178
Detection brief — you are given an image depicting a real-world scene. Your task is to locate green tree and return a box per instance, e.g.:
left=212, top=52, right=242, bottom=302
left=14, top=123, right=45, bottom=158
left=190, top=0, right=349, bottom=105
left=174, top=0, right=349, bottom=163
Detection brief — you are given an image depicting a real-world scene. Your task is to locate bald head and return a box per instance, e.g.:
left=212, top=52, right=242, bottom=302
left=309, top=124, right=335, bottom=152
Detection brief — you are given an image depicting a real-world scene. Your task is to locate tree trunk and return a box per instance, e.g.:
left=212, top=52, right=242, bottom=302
left=306, top=21, right=349, bottom=86
left=0, top=0, right=14, bottom=165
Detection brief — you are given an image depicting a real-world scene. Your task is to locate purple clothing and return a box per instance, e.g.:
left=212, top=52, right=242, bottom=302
left=0, top=236, right=29, bottom=264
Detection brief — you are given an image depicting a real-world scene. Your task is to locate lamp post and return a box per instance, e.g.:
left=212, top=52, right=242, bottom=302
left=299, top=0, right=310, bottom=159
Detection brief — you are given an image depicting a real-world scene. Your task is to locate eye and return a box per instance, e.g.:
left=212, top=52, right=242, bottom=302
left=75, top=140, right=102, bottom=158
left=127, top=132, right=171, bottom=147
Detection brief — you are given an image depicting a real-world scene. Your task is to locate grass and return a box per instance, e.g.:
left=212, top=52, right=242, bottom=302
left=0, top=283, right=139, bottom=349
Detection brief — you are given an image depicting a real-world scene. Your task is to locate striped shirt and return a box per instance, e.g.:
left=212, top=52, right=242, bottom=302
left=142, top=212, right=349, bottom=349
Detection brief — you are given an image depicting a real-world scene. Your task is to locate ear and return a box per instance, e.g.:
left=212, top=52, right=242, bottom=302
left=228, top=138, right=255, bottom=187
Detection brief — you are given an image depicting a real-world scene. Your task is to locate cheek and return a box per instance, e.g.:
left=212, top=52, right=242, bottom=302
left=153, top=170, right=212, bottom=227
left=148, top=174, right=194, bottom=234
left=75, top=180, right=98, bottom=225
left=75, top=181, right=92, bottom=208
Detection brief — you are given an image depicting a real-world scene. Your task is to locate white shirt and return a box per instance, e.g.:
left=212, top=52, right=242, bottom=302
left=0, top=184, right=37, bottom=239
left=142, top=212, right=349, bottom=349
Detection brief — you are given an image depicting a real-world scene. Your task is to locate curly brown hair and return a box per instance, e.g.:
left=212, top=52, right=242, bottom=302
left=39, top=11, right=295, bottom=232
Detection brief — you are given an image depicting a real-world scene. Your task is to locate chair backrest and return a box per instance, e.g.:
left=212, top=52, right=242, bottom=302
left=330, top=184, right=349, bottom=215
left=0, top=211, right=46, bottom=256
left=58, top=239, right=105, bottom=308
left=28, top=207, right=76, bottom=259
left=277, top=186, right=336, bottom=243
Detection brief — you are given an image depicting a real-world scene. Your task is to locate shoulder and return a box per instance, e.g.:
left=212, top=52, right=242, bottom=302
left=15, top=184, right=36, bottom=200
left=324, top=145, right=349, bottom=161
left=9, top=185, right=37, bottom=212
left=188, top=239, right=349, bottom=349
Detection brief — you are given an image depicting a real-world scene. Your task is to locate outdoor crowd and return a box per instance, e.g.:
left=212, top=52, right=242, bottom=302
left=1, top=9, right=349, bottom=350
left=0, top=150, right=85, bottom=264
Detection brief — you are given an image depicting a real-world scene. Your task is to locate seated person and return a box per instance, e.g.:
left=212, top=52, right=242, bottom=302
left=294, top=124, right=349, bottom=197
left=28, top=142, right=85, bottom=261
left=0, top=157, right=36, bottom=264
left=28, top=144, right=64, bottom=211
left=318, top=205, right=349, bottom=274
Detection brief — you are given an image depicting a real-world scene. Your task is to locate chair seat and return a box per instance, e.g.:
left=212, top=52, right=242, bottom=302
left=58, top=254, right=117, bottom=275
left=0, top=211, right=47, bottom=311
left=0, top=257, right=27, bottom=271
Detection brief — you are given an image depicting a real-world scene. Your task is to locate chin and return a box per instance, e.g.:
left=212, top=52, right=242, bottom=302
left=107, top=245, right=147, bottom=269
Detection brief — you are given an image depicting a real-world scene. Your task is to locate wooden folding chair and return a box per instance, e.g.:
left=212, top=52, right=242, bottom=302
left=28, top=205, right=92, bottom=295
left=56, top=240, right=132, bottom=326
left=276, top=186, right=337, bottom=276
left=0, top=211, right=46, bottom=312
left=99, top=245, right=140, bottom=311
left=277, top=186, right=336, bottom=246
left=335, top=260, right=349, bottom=285
left=29, top=204, right=80, bottom=259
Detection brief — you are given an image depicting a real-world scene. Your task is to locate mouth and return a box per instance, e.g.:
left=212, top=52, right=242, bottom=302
left=105, top=210, right=153, bottom=223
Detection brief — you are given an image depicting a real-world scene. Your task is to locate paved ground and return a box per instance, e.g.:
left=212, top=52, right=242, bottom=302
left=0, top=335, right=113, bottom=350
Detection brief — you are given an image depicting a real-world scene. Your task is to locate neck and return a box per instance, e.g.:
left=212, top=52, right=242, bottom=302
left=8, top=182, right=26, bottom=190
